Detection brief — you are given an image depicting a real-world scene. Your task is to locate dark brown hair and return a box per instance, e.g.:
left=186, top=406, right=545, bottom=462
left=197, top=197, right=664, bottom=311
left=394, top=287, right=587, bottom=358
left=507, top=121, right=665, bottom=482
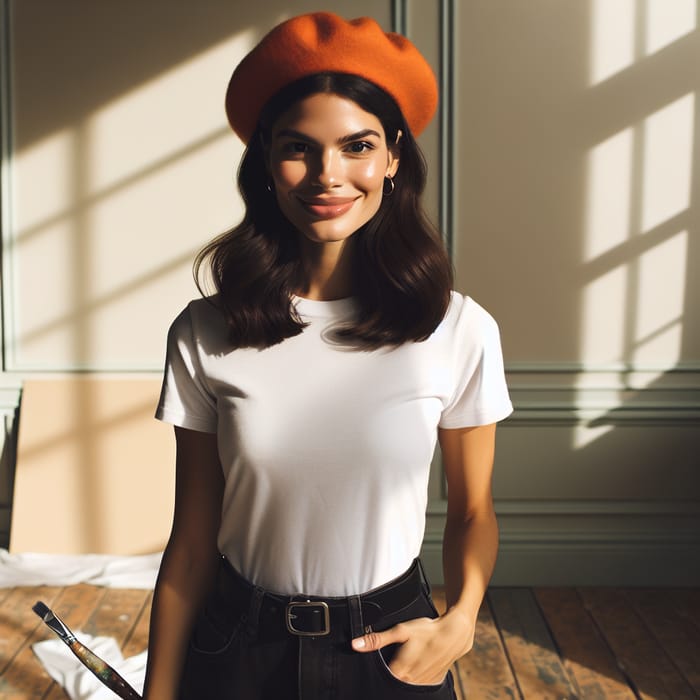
left=194, top=72, right=453, bottom=349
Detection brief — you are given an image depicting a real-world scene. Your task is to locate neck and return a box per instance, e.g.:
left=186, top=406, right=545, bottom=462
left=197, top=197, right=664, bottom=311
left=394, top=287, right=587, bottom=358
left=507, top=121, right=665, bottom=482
left=297, top=237, right=355, bottom=301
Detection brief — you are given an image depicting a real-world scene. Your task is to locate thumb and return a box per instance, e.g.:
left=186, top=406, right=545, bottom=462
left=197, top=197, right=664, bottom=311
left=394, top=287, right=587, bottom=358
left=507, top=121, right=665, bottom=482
left=352, top=624, right=408, bottom=653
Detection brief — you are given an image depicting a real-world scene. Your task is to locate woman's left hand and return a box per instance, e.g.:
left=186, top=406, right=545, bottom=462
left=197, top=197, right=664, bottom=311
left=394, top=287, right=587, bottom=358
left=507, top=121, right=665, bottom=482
left=351, top=608, right=474, bottom=685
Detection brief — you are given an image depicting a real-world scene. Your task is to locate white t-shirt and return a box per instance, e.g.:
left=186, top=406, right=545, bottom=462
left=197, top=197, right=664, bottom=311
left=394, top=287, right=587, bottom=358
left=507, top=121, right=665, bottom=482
left=156, top=292, right=512, bottom=596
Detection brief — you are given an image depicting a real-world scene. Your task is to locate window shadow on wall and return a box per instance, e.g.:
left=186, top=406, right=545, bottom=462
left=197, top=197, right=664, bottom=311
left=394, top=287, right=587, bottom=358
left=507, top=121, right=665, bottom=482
left=453, top=1, right=699, bottom=697
left=1, top=0, right=699, bottom=697
left=0, top=1, right=388, bottom=552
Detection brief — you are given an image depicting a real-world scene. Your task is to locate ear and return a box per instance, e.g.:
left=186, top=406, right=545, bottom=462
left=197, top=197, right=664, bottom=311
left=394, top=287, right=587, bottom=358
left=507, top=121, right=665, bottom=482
left=386, top=129, right=402, bottom=178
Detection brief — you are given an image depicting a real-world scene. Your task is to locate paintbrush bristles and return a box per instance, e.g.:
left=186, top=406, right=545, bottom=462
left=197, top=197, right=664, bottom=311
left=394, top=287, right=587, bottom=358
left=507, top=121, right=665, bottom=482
left=32, top=600, right=50, bottom=618
left=32, top=601, right=75, bottom=643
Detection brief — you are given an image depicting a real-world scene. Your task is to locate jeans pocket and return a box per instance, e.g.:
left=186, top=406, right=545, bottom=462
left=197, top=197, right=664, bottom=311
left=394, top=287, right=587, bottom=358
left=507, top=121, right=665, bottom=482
left=367, top=591, right=456, bottom=697
left=180, top=597, right=247, bottom=699
left=189, top=591, right=245, bottom=655
left=374, top=644, right=449, bottom=693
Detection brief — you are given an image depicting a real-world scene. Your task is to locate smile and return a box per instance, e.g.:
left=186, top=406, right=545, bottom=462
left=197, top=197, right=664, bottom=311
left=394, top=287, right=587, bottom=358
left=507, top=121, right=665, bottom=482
left=297, top=196, right=358, bottom=220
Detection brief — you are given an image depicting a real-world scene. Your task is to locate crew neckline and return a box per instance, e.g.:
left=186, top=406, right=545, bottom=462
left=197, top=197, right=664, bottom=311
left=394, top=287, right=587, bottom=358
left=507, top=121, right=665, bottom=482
left=292, top=295, right=357, bottom=319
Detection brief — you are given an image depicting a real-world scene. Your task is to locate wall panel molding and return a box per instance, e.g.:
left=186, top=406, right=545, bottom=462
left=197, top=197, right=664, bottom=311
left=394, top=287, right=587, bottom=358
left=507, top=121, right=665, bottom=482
left=422, top=497, right=700, bottom=585
left=421, top=538, right=700, bottom=586
left=439, top=0, right=455, bottom=256
left=431, top=498, right=700, bottom=517
left=506, top=361, right=700, bottom=375
left=401, top=0, right=699, bottom=586
left=391, top=0, right=406, bottom=35
left=506, top=364, right=700, bottom=425
left=396, top=0, right=454, bottom=252
left=1, top=0, right=13, bottom=374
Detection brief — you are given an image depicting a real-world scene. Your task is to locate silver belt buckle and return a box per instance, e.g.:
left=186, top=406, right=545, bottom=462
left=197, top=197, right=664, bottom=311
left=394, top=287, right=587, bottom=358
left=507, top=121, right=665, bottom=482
left=286, top=600, right=330, bottom=636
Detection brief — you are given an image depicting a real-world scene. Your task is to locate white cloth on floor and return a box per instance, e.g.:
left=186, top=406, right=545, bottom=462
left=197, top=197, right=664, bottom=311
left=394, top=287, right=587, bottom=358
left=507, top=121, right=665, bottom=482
left=0, top=549, right=161, bottom=589
left=33, top=633, right=146, bottom=700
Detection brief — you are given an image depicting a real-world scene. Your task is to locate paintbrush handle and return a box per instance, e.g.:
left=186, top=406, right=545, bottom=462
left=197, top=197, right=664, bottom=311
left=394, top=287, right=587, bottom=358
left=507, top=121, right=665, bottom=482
left=68, top=640, right=141, bottom=700
left=33, top=601, right=142, bottom=699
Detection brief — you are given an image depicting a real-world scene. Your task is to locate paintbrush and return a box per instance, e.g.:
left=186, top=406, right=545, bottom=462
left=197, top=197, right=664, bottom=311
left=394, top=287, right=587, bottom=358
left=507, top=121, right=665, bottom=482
left=32, top=600, right=142, bottom=700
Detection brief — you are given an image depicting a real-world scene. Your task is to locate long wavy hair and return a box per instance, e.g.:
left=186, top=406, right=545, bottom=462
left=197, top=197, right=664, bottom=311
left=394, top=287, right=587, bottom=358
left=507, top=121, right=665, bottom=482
left=194, top=72, right=453, bottom=349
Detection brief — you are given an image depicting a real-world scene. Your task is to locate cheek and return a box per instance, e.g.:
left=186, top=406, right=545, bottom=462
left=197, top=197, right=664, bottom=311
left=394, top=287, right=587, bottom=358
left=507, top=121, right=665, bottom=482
left=354, top=160, right=385, bottom=192
left=273, top=161, right=306, bottom=189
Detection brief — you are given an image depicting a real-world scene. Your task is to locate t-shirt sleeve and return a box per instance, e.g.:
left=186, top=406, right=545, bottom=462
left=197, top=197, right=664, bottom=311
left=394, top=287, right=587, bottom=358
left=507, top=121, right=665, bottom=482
left=438, top=297, right=513, bottom=429
left=155, top=305, right=218, bottom=433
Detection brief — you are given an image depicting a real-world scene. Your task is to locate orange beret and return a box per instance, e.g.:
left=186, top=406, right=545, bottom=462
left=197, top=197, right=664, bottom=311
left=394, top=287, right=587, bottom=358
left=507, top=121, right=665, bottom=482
left=225, top=12, right=438, bottom=143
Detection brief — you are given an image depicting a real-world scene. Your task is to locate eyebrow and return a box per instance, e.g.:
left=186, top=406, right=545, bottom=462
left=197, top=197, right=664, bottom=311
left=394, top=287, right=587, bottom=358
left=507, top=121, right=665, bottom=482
left=274, top=128, right=382, bottom=145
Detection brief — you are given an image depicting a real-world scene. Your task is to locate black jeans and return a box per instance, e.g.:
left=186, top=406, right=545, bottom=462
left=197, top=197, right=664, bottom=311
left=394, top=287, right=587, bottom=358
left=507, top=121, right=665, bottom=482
left=180, top=558, right=458, bottom=699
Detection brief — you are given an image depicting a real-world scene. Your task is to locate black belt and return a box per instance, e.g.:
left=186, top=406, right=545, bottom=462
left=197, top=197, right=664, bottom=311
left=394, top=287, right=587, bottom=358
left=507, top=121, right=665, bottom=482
left=215, top=557, right=428, bottom=640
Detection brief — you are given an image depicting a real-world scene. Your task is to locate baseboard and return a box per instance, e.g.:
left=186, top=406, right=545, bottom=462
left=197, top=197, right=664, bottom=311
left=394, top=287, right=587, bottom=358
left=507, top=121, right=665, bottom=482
left=421, top=533, right=700, bottom=586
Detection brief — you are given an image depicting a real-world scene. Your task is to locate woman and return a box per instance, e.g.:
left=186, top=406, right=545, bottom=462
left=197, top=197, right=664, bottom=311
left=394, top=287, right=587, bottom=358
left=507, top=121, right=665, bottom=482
left=144, top=12, right=512, bottom=699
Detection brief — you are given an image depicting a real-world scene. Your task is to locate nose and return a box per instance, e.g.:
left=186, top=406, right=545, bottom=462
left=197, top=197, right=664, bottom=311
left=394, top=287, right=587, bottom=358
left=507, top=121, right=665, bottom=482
left=315, top=149, right=343, bottom=188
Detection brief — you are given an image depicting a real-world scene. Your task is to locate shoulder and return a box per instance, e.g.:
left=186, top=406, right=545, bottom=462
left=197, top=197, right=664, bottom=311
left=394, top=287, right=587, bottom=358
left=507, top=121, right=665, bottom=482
left=167, top=296, right=228, bottom=352
left=441, top=291, right=502, bottom=340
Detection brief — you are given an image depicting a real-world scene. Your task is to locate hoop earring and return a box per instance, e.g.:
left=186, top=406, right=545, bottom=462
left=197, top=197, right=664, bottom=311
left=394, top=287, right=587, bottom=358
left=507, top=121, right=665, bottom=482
left=383, top=176, right=395, bottom=196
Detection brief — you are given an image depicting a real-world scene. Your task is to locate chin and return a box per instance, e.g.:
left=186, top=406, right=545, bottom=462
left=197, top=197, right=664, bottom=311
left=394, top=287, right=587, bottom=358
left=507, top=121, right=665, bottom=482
left=301, top=230, right=357, bottom=245
left=297, top=222, right=362, bottom=244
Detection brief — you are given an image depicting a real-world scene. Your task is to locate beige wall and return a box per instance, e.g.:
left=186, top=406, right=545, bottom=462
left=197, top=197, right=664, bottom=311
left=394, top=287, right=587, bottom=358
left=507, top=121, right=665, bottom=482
left=1, top=1, right=698, bottom=583
left=440, top=1, right=700, bottom=585
left=10, top=377, right=173, bottom=554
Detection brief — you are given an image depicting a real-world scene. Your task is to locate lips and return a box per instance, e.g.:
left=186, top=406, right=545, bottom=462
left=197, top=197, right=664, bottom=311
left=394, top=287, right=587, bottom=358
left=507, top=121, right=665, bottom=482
left=297, top=196, right=357, bottom=219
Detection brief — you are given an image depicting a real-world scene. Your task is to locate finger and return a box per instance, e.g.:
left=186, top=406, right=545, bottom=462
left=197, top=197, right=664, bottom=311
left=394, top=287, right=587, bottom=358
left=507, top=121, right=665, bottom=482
left=389, top=650, right=448, bottom=685
left=389, top=644, right=449, bottom=686
left=351, top=623, right=410, bottom=652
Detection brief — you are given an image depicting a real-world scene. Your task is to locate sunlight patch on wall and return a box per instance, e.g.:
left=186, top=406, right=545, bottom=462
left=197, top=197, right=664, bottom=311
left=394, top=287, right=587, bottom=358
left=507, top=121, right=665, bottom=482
left=589, top=0, right=636, bottom=85
left=641, top=93, right=694, bottom=233
left=580, top=266, right=628, bottom=364
left=583, top=128, right=633, bottom=261
left=87, top=31, right=254, bottom=192
left=590, top=0, right=697, bottom=85
left=576, top=12, right=695, bottom=451
left=573, top=420, right=614, bottom=450
left=8, top=32, right=255, bottom=370
left=11, top=129, right=78, bottom=364
left=645, top=0, right=696, bottom=55
left=13, top=130, right=75, bottom=233
left=633, top=231, right=687, bottom=368
left=11, top=220, right=78, bottom=363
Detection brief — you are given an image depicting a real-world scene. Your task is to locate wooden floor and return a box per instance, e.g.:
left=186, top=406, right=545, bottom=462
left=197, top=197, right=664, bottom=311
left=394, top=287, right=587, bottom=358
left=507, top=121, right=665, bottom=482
left=1, top=584, right=698, bottom=699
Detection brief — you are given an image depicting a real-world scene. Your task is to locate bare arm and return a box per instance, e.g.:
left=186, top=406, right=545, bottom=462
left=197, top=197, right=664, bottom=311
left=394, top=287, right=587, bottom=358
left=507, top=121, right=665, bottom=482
left=440, top=423, right=499, bottom=644
left=352, top=423, right=499, bottom=684
left=142, top=427, right=224, bottom=700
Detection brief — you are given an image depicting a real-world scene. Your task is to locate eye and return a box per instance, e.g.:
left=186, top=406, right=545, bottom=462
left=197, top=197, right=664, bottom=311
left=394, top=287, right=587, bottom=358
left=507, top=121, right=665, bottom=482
left=284, top=142, right=310, bottom=154
left=346, top=141, right=374, bottom=154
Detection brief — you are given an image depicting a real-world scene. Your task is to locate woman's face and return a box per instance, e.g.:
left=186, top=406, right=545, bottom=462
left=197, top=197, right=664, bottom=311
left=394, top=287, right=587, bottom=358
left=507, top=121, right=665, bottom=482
left=268, top=93, right=399, bottom=245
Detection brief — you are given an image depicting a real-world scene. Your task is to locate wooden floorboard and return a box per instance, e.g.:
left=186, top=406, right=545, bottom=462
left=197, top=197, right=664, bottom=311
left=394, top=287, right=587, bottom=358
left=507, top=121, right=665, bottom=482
left=534, top=588, right=636, bottom=700
left=82, top=588, right=151, bottom=646
left=489, top=588, right=579, bottom=699
left=580, top=588, right=698, bottom=700
left=122, top=592, right=153, bottom=660
left=433, top=589, right=520, bottom=700
left=627, top=589, right=700, bottom=695
left=0, top=586, right=64, bottom=698
left=1, top=585, right=699, bottom=699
